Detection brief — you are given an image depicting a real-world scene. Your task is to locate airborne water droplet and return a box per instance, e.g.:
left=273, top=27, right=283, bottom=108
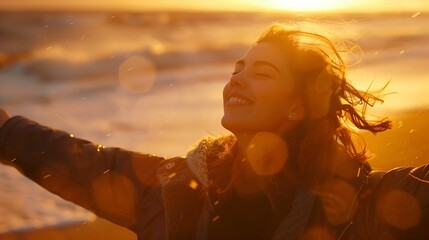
left=411, top=12, right=421, bottom=18
left=396, top=120, right=403, bottom=128
left=168, top=172, right=176, bottom=179
left=212, top=215, right=220, bottom=222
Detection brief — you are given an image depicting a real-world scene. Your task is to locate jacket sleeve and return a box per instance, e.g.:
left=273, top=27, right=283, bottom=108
left=375, top=164, right=429, bottom=239
left=0, top=116, right=165, bottom=231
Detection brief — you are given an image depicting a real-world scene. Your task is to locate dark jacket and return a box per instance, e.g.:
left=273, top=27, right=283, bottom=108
left=1, top=116, right=429, bottom=240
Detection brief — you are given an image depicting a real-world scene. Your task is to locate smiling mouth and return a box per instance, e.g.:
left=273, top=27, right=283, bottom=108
left=226, top=95, right=253, bottom=106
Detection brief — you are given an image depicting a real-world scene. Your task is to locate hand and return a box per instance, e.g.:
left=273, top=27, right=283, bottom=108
left=0, top=109, right=11, bottom=129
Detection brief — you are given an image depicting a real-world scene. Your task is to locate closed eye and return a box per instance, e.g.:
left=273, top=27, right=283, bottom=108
left=255, top=73, right=272, bottom=78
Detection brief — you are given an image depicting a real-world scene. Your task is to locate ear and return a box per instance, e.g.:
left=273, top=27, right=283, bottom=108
left=287, top=99, right=305, bottom=121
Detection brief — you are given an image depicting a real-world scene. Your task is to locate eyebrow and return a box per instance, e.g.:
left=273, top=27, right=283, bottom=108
left=235, top=60, right=281, bottom=74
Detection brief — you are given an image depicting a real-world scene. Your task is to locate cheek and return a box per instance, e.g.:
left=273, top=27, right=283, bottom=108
left=258, top=101, right=288, bottom=127
left=255, top=87, right=290, bottom=118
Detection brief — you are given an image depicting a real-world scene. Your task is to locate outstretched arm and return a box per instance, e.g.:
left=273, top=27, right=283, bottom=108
left=0, top=110, right=165, bottom=231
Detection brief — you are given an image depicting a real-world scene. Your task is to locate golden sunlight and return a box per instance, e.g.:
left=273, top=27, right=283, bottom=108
left=264, top=0, right=347, bottom=11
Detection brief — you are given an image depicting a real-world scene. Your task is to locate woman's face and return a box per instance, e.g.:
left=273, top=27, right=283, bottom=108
left=222, top=42, right=303, bottom=135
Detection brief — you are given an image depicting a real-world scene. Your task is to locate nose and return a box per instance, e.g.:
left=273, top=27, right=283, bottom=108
left=229, top=71, right=246, bottom=88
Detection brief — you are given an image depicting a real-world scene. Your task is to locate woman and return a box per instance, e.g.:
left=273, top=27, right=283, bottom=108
left=0, top=23, right=428, bottom=240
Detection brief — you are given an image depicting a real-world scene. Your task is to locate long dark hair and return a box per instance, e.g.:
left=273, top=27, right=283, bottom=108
left=257, top=22, right=391, bottom=187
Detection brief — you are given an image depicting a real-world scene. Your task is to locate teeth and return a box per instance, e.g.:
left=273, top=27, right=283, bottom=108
left=228, top=96, right=250, bottom=105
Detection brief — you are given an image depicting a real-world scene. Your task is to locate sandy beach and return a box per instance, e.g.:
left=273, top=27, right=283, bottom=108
left=0, top=218, right=135, bottom=240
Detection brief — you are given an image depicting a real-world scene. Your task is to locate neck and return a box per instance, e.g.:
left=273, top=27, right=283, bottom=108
left=233, top=131, right=284, bottom=196
left=233, top=132, right=263, bottom=195
left=232, top=127, right=299, bottom=178
left=234, top=131, right=255, bottom=160
left=233, top=131, right=269, bottom=182
left=233, top=129, right=289, bottom=161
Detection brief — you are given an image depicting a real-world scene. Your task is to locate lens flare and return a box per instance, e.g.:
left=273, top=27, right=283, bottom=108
left=246, top=132, right=288, bottom=175
left=306, top=68, right=333, bottom=119
left=130, top=154, right=162, bottom=187
left=118, top=55, right=157, bottom=93
left=316, top=179, right=357, bottom=225
left=380, top=190, right=421, bottom=230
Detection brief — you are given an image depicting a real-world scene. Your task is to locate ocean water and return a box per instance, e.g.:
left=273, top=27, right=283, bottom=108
left=0, top=10, right=428, bottom=234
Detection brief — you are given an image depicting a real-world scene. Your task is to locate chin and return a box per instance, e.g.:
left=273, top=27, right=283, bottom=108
left=222, top=116, right=262, bottom=135
left=221, top=116, right=234, bottom=132
left=221, top=115, right=245, bottom=133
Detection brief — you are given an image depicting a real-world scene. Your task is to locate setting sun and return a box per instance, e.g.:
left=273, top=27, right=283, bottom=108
left=264, top=0, right=347, bottom=11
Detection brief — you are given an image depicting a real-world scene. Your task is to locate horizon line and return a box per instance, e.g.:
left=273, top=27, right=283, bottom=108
left=0, top=7, right=426, bottom=15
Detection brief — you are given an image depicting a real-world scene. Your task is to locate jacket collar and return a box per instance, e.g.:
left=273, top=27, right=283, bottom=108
left=185, top=134, right=236, bottom=187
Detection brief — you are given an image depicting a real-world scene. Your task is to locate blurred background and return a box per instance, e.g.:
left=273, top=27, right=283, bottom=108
left=0, top=0, right=428, bottom=239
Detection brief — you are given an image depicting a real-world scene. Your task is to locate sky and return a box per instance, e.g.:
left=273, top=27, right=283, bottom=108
left=0, top=0, right=428, bottom=12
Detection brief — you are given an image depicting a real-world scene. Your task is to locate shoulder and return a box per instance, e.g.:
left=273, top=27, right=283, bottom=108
left=185, top=134, right=236, bottom=187
left=369, top=164, right=429, bottom=238
left=374, top=164, right=429, bottom=193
